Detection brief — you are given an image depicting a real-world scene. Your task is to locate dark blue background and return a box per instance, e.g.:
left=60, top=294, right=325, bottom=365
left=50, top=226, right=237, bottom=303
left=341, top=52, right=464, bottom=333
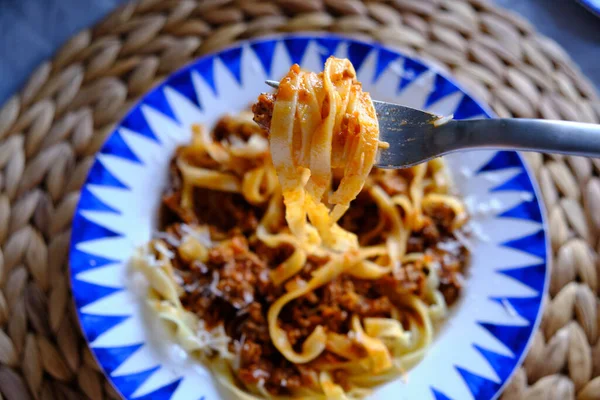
left=0, top=0, right=598, bottom=106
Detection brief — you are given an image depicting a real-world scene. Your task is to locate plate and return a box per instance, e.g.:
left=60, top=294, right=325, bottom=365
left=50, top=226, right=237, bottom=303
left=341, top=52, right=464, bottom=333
left=578, top=0, right=600, bottom=17
left=69, top=34, right=549, bottom=400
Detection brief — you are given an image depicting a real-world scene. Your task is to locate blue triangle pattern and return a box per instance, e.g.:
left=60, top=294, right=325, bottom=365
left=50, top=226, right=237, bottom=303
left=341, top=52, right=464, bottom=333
left=71, top=213, right=122, bottom=246
left=194, top=57, right=217, bottom=95
left=474, top=345, right=516, bottom=382
left=133, top=377, right=183, bottom=400
left=501, top=229, right=546, bottom=259
left=374, top=48, right=401, bottom=81
left=398, top=57, right=427, bottom=91
left=72, top=280, right=122, bottom=308
left=70, top=247, right=119, bottom=275
left=121, top=107, right=159, bottom=143
left=425, top=74, right=460, bottom=107
left=93, top=343, right=144, bottom=375
left=78, top=186, right=120, bottom=214
left=79, top=313, right=129, bottom=343
left=284, top=37, right=310, bottom=65
left=316, top=37, right=340, bottom=65
left=478, top=151, right=522, bottom=173
left=143, top=87, right=179, bottom=124
left=251, top=40, right=277, bottom=76
left=111, top=365, right=161, bottom=398
left=456, top=366, right=502, bottom=400
left=347, top=41, right=373, bottom=73
left=498, top=199, right=542, bottom=223
left=219, top=47, right=243, bottom=84
left=86, top=159, right=129, bottom=189
left=431, top=387, right=453, bottom=400
left=101, top=130, right=142, bottom=165
left=491, top=171, right=534, bottom=192
left=168, top=68, right=201, bottom=108
left=491, top=295, right=542, bottom=325
left=479, top=322, right=531, bottom=356
left=498, top=263, right=546, bottom=294
left=453, top=95, right=486, bottom=120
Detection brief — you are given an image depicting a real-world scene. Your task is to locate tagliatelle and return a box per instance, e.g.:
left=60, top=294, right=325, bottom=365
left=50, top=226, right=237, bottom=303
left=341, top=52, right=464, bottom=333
left=269, top=58, right=380, bottom=250
left=132, top=57, right=471, bottom=400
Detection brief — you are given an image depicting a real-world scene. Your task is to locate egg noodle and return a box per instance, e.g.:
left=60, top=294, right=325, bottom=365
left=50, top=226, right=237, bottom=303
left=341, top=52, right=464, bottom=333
left=132, top=57, right=469, bottom=399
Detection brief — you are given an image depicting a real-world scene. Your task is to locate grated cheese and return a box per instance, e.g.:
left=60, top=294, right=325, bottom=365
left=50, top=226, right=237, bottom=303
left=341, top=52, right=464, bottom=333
left=453, top=230, right=474, bottom=252
left=195, top=320, right=231, bottom=358
left=145, top=252, right=159, bottom=268
left=209, top=271, right=222, bottom=296
left=460, top=167, right=472, bottom=178
left=181, top=224, right=212, bottom=247
left=153, top=231, right=181, bottom=246
left=155, top=241, right=175, bottom=259
left=243, top=291, right=254, bottom=305
left=436, top=241, right=461, bottom=254
left=232, top=334, right=246, bottom=371
left=468, top=221, right=490, bottom=242
left=432, top=114, right=453, bottom=127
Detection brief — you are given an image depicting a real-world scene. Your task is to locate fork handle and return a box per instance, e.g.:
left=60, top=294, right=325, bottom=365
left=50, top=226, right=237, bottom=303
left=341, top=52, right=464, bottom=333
left=446, top=119, right=600, bottom=158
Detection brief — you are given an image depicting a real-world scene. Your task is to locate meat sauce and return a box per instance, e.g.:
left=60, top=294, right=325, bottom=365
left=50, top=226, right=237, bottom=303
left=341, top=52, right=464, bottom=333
left=160, top=116, right=469, bottom=396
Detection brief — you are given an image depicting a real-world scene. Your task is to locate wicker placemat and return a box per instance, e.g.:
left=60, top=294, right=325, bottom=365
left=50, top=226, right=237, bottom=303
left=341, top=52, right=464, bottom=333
left=0, top=0, right=598, bottom=399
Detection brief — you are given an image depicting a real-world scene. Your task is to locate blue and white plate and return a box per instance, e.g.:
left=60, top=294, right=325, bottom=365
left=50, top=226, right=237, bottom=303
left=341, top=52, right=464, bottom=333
left=578, top=0, right=600, bottom=17
left=70, top=34, right=549, bottom=400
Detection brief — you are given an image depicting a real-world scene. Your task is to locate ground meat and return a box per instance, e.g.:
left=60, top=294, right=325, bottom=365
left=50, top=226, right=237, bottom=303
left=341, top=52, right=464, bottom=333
left=252, top=93, right=275, bottom=132
left=158, top=115, right=470, bottom=396
left=213, top=114, right=267, bottom=141
left=374, top=170, right=408, bottom=196
left=177, top=236, right=273, bottom=327
left=339, top=191, right=381, bottom=244
left=428, top=203, right=456, bottom=232
left=437, top=248, right=468, bottom=306
left=377, top=263, right=426, bottom=299
left=191, top=189, right=260, bottom=234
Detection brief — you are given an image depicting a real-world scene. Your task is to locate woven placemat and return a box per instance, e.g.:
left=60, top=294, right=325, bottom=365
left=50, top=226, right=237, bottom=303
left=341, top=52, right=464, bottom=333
left=0, top=0, right=599, bottom=399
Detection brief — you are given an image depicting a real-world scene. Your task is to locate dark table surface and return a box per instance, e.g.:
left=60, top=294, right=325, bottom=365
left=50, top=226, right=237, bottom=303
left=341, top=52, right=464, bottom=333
left=0, top=0, right=599, bottom=107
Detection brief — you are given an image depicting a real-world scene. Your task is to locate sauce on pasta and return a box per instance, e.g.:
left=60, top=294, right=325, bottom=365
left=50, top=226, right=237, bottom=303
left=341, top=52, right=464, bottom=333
left=133, top=57, right=469, bottom=399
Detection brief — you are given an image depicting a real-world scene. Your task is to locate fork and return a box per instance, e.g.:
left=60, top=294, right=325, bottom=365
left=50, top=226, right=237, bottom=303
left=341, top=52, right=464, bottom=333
left=265, top=80, right=600, bottom=169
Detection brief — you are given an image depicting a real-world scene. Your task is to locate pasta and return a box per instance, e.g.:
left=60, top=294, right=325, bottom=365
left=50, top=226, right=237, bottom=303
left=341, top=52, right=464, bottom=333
left=132, top=57, right=469, bottom=399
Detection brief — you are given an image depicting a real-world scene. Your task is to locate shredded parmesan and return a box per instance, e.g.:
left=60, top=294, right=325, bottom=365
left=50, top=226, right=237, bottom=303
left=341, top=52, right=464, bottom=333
left=432, top=114, right=453, bottom=127
left=460, top=167, right=472, bottom=178
left=232, top=334, right=246, bottom=371
left=145, top=252, right=159, bottom=268
left=181, top=224, right=212, bottom=247
left=155, top=241, right=175, bottom=259
left=436, top=241, right=461, bottom=254
left=453, top=230, right=474, bottom=252
left=243, top=291, right=254, bottom=305
left=153, top=231, right=181, bottom=246
left=195, top=320, right=231, bottom=358
left=483, top=173, right=502, bottom=183
left=468, top=221, right=490, bottom=242
left=209, top=271, right=222, bottom=296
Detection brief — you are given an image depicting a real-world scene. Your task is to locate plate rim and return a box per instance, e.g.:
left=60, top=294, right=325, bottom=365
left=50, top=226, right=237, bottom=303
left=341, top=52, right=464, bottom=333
left=577, top=0, right=600, bottom=17
left=68, top=32, right=551, bottom=400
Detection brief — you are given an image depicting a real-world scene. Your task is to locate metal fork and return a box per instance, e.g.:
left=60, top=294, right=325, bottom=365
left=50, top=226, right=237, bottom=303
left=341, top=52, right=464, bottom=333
left=265, top=80, right=600, bottom=168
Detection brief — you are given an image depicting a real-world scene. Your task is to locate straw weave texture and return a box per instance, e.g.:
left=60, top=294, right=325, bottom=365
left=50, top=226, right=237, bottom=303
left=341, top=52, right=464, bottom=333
left=0, top=0, right=598, bottom=399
